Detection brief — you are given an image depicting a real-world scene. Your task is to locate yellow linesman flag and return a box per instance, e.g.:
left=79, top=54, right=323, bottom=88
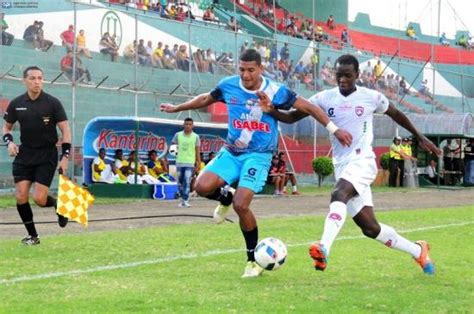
left=57, top=175, right=94, bottom=227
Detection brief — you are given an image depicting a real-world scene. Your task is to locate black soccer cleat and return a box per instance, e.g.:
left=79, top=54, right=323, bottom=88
left=21, top=235, right=40, bottom=245
left=57, top=213, right=69, bottom=228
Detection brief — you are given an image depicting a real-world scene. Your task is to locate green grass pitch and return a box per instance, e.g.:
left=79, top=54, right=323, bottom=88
left=1, top=206, right=473, bottom=312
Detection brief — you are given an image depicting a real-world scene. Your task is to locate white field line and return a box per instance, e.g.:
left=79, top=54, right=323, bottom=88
left=1, top=221, right=472, bottom=285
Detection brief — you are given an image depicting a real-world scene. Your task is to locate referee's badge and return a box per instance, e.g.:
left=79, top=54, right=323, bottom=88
left=355, top=106, right=364, bottom=116
left=42, top=116, right=51, bottom=125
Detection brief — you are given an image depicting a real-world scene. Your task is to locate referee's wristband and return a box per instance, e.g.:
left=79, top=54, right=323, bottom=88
left=61, top=143, right=71, bottom=158
left=325, top=121, right=339, bottom=134
left=3, top=134, right=13, bottom=145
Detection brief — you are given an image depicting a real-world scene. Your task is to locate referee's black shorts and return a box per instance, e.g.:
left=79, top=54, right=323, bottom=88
left=12, top=145, right=58, bottom=187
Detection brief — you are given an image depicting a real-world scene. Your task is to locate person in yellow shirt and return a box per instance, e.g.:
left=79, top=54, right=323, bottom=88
left=76, top=29, right=92, bottom=59
left=92, top=148, right=116, bottom=183
left=406, top=25, right=418, bottom=40
left=152, top=41, right=164, bottom=68
left=147, top=150, right=175, bottom=182
left=112, top=149, right=129, bottom=183
left=388, top=136, right=403, bottom=187
left=373, top=60, right=383, bottom=79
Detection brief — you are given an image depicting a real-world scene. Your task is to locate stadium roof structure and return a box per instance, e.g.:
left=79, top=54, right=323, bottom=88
left=374, top=113, right=474, bottom=139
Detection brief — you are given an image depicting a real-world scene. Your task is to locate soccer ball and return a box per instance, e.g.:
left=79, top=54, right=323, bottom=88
left=254, top=237, right=287, bottom=271
left=168, top=144, right=178, bottom=156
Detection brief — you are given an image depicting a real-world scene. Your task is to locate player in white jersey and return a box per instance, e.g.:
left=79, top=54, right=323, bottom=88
left=263, top=54, right=441, bottom=275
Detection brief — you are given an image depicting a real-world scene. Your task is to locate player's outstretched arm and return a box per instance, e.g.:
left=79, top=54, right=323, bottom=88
left=257, top=90, right=308, bottom=123
left=160, top=93, right=217, bottom=113
left=385, top=103, right=441, bottom=156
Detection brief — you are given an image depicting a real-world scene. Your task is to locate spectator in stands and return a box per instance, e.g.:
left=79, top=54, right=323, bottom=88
left=99, top=32, right=119, bottom=62
left=406, top=25, right=418, bottom=40
left=35, top=21, right=53, bottom=52
left=137, top=39, right=150, bottom=65
left=373, top=60, right=383, bottom=79
left=326, top=14, right=335, bottom=30
left=323, top=56, right=332, bottom=70
left=468, top=37, right=474, bottom=49
left=457, top=34, right=468, bottom=48
left=145, top=40, right=154, bottom=64
left=340, top=28, right=351, bottom=46
left=276, top=19, right=286, bottom=33
left=60, top=25, right=75, bottom=50
left=240, top=40, right=249, bottom=55
left=123, top=40, right=137, bottom=63
left=162, top=44, right=176, bottom=70
left=293, top=61, right=305, bottom=82
left=277, top=152, right=300, bottom=195
left=227, top=16, right=238, bottom=32
left=60, top=50, right=92, bottom=83
left=320, top=66, right=336, bottom=86
left=152, top=41, right=164, bottom=68
left=280, top=42, right=290, bottom=61
left=176, top=44, right=190, bottom=71
left=175, top=6, right=186, bottom=22
left=439, top=32, right=450, bottom=46
left=314, top=25, right=325, bottom=42
left=23, top=21, right=40, bottom=49
left=301, top=19, right=311, bottom=39
left=399, top=76, right=410, bottom=95
left=76, top=29, right=92, bottom=59
left=202, top=7, right=215, bottom=22
left=0, top=13, right=14, bottom=46
left=418, top=79, right=432, bottom=99
left=92, top=148, right=116, bottom=184
left=168, top=5, right=178, bottom=19
left=425, top=159, right=444, bottom=185
left=205, top=48, right=216, bottom=74
left=267, top=155, right=285, bottom=196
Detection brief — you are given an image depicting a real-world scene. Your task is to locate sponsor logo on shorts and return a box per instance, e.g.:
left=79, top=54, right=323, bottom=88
left=248, top=168, right=257, bottom=176
left=242, top=167, right=257, bottom=183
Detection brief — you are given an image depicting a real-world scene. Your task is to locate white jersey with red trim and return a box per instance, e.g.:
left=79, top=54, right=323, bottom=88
left=309, top=86, right=389, bottom=165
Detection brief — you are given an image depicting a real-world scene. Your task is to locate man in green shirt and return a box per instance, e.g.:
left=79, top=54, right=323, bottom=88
left=171, top=118, right=201, bottom=207
left=1, top=13, right=14, bottom=46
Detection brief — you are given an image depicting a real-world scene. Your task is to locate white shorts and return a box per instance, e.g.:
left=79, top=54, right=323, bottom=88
left=335, top=157, right=377, bottom=217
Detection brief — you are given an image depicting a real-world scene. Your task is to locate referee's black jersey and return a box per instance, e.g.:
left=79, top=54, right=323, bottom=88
left=3, top=91, right=68, bottom=149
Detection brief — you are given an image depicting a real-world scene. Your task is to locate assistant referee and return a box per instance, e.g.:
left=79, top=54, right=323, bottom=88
left=2, top=66, right=71, bottom=245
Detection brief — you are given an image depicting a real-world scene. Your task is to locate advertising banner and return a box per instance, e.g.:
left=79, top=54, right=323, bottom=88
left=83, top=117, right=227, bottom=184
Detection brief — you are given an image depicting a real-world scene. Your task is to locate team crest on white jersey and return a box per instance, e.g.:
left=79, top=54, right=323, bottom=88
left=355, top=106, right=364, bottom=116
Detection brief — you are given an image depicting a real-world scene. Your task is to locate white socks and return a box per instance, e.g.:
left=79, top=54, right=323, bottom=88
left=320, top=201, right=347, bottom=255
left=292, top=185, right=298, bottom=192
left=375, top=223, right=421, bottom=258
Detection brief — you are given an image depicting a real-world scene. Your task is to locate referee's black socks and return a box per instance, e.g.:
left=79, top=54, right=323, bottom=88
left=45, top=195, right=57, bottom=208
left=17, top=203, right=38, bottom=237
